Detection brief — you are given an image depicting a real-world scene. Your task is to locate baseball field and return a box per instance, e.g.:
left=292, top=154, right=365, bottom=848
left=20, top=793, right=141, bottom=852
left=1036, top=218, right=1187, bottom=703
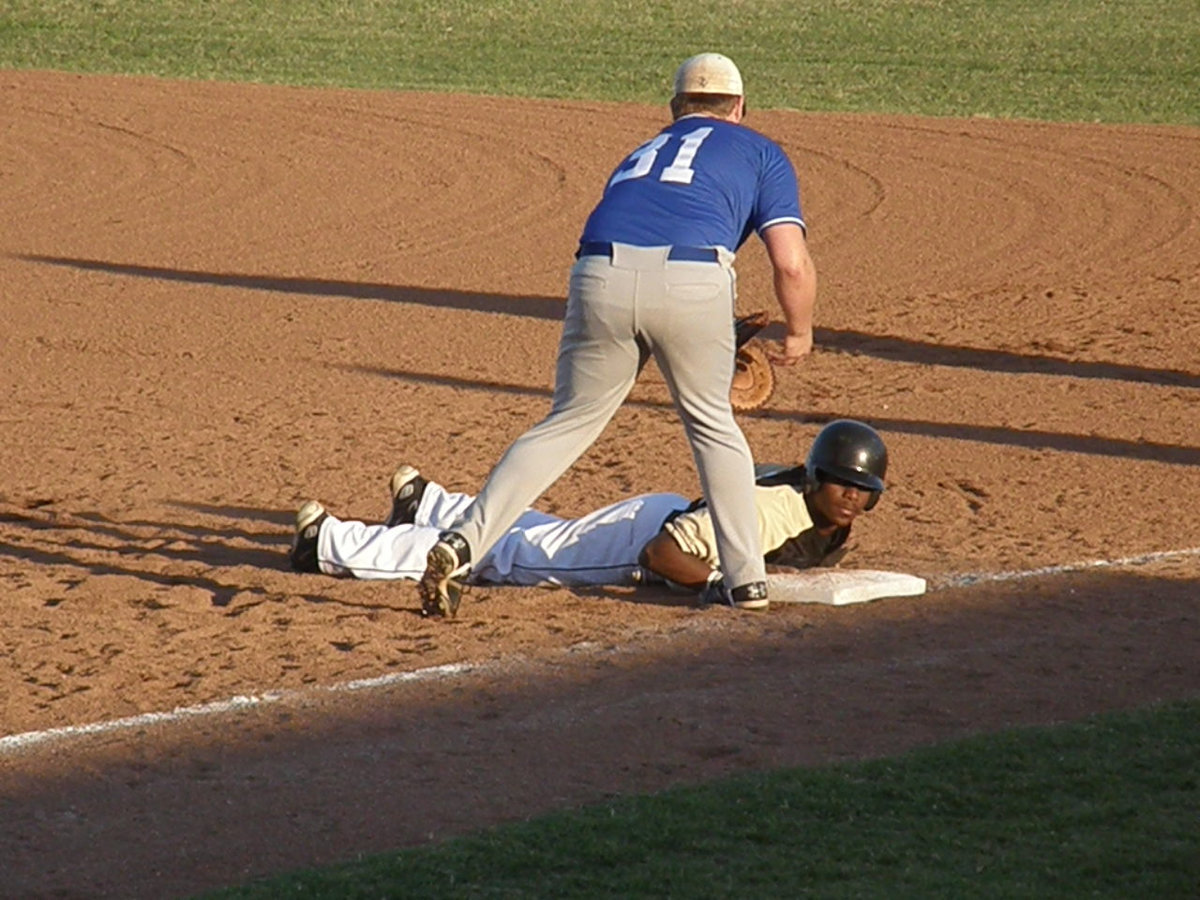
left=2, top=2, right=1198, bottom=897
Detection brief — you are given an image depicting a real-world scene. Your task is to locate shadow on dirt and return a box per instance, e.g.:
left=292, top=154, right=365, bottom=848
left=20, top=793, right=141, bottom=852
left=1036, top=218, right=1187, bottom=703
left=349, top=365, right=1200, bottom=466
left=0, top=566, right=1196, bottom=899
left=0, top=502, right=394, bottom=611
left=19, top=254, right=1199, bottom=389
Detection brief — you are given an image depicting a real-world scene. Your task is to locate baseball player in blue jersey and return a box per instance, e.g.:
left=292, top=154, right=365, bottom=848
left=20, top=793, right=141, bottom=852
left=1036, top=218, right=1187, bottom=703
left=419, top=52, right=818, bottom=618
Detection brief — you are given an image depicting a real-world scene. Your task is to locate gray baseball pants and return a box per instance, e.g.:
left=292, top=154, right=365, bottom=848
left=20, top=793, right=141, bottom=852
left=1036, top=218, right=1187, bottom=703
left=450, top=242, right=766, bottom=590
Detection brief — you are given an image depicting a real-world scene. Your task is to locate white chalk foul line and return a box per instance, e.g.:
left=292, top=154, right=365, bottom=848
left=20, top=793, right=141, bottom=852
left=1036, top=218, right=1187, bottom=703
left=0, top=661, right=478, bottom=756
left=932, top=545, right=1200, bottom=590
left=3, top=545, right=1198, bottom=757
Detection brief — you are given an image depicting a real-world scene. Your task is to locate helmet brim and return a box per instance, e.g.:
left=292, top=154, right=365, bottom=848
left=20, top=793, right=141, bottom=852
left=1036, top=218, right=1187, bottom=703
left=817, top=464, right=886, bottom=494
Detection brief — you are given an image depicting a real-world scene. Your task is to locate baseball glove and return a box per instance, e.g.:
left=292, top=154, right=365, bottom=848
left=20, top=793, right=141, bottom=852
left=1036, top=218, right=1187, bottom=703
left=731, top=312, right=775, bottom=412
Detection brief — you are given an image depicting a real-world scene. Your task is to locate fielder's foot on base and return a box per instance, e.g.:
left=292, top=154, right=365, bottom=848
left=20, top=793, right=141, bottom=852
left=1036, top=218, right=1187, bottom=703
left=419, top=531, right=471, bottom=618
left=384, top=464, right=428, bottom=528
left=730, top=581, right=770, bottom=611
left=290, top=500, right=328, bottom=574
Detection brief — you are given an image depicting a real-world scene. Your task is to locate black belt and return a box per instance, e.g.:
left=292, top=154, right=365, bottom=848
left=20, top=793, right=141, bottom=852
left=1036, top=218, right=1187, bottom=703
left=576, top=241, right=720, bottom=263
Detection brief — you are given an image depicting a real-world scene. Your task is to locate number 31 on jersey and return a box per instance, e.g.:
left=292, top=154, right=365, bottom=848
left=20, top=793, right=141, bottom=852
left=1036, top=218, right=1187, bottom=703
left=608, top=127, right=713, bottom=188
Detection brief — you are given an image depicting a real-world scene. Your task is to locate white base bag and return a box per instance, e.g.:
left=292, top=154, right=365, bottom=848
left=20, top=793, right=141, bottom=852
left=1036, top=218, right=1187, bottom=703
left=767, top=569, right=927, bottom=606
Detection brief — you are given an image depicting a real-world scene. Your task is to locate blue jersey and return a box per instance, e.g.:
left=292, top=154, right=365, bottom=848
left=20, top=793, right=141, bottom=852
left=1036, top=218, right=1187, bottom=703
left=579, top=116, right=805, bottom=252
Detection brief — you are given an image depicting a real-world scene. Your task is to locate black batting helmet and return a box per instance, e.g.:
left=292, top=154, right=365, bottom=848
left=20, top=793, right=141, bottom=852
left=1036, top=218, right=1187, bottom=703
left=804, top=419, right=888, bottom=510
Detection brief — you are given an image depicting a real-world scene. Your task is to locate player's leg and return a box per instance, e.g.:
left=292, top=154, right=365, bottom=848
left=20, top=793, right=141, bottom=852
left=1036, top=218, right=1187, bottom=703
left=431, top=259, right=642, bottom=575
left=646, top=264, right=767, bottom=602
left=475, top=492, right=690, bottom=586
left=387, top=468, right=567, bottom=533
left=316, top=515, right=443, bottom=581
left=414, top=478, right=476, bottom=529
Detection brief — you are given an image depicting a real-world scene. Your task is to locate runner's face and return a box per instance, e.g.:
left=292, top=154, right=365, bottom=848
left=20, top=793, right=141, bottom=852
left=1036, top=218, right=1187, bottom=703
left=811, top=479, right=873, bottom=527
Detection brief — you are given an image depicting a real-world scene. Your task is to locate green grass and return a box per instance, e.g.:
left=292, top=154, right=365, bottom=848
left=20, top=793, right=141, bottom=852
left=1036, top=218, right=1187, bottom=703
left=200, top=699, right=1200, bottom=898
left=2, top=0, right=1198, bottom=123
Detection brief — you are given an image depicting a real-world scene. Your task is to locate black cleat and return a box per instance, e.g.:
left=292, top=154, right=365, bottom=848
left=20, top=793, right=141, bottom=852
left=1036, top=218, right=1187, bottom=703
left=290, top=500, right=328, bottom=573
left=385, top=465, right=429, bottom=528
left=730, top=580, right=769, bottom=611
left=419, top=531, right=471, bottom=617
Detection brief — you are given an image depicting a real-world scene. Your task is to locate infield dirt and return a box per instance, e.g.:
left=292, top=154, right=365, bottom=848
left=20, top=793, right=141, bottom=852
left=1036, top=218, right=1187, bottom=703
left=1, top=70, right=1197, bottom=898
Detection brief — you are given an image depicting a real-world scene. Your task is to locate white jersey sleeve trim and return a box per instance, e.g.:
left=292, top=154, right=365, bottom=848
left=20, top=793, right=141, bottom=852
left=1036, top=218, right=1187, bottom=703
left=758, top=215, right=807, bottom=236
